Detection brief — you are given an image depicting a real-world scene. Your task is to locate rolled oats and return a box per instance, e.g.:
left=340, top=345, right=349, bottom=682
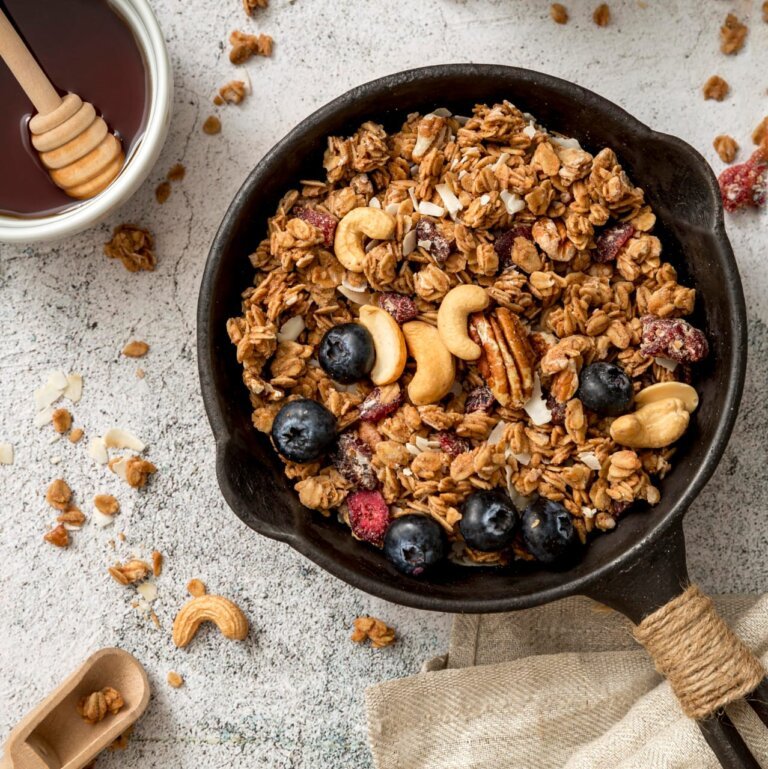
left=550, top=4, right=568, bottom=24
left=592, top=3, right=610, bottom=26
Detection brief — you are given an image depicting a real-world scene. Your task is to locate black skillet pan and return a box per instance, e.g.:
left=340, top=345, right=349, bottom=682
left=198, top=65, right=760, bottom=767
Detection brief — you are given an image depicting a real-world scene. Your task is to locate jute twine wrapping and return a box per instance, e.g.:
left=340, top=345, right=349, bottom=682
left=633, top=585, right=765, bottom=719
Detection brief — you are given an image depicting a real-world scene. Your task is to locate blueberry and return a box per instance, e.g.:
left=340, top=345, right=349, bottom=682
left=271, top=399, right=337, bottom=463
left=521, top=498, right=581, bottom=566
left=576, top=362, right=633, bottom=416
left=459, top=490, right=519, bottom=551
left=383, top=515, right=446, bottom=577
left=318, top=323, right=375, bottom=384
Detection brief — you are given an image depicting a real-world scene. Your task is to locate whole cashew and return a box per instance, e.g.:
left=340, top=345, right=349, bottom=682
left=172, top=594, right=249, bottom=648
left=334, top=207, right=396, bottom=273
left=402, top=321, right=455, bottom=406
left=610, top=397, right=689, bottom=449
left=358, top=305, right=407, bottom=385
left=634, top=381, right=699, bottom=413
left=437, top=284, right=489, bottom=360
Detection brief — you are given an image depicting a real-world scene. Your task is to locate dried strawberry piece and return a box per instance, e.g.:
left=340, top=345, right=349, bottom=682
left=545, top=392, right=567, bottom=425
left=436, top=431, right=472, bottom=457
left=377, top=293, right=418, bottom=324
left=347, top=490, right=391, bottom=546
left=294, top=207, right=337, bottom=247
left=594, top=222, right=634, bottom=263
left=718, top=148, right=768, bottom=213
left=640, top=315, right=709, bottom=363
left=494, top=225, right=534, bottom=269
left=359, top=385, right=405, bottom=422
left=333, top=433, right=378, bottom=491
left=415, top=219, right=451, bottom=263
left=465, top=385, right=495, bottom=413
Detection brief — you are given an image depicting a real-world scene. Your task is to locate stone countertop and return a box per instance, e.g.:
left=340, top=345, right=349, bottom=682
left=1, top=1, right=766, bottom=766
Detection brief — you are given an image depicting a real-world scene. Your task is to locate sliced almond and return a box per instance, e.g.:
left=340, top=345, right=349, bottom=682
left=103, top=428, right=146, bottom=452
left=88, top=436, right=109, bottom=464
left=63, top=373, right=83, bottom=403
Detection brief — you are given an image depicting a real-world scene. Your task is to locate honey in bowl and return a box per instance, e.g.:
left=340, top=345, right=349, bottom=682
left=0, top=0, right=148, bottom=218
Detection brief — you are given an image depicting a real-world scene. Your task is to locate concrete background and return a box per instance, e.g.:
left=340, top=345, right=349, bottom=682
left=1, top=0, right=766, bottom=766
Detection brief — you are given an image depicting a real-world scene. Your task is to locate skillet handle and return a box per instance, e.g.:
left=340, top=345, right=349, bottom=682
left=583, top=520, right=766, bottom=769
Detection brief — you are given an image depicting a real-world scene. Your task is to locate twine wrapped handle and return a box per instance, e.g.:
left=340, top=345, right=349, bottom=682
left=633, top=585, right=765, bottom=720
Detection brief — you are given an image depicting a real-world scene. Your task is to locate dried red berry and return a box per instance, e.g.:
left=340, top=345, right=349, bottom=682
left=415, top=218, right=451, bottom=263
left=594, top=222, right=634, bottom=263
left=640, top=315, right=709, bottom=363
left=436, top=431, right=472, bottom=458
left=545, top=392, right=567, bottom=425
left=347, top=490, right=390, bottom=546
left=294, top=207, right=338, bottom=247
left=465, top=385, right=495, bottom=413
left=359, top=386, right=405, bottom=422
left=718, top=148, right=768, bottom=213
left=377, top=293, right=418, bottom=324
left=333, top=433, right=378, bottom=491
left=494, top=225, right=534, bottom=269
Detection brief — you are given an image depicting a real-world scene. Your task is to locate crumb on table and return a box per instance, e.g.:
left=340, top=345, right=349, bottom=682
left=592, top=3, right=610, bottom=26
left=703, top=75, right=729, bottom=101
left=351, top=616, right=396, bottom=649
left=203, top=116, right=222, bottom=135
left=104, top=224, right=156, bottom=273
left=713, top=135, right=738, bottom=164
left=550, top=3, right=568, bottom=24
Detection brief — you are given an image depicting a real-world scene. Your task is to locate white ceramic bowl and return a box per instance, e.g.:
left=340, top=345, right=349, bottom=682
left=0, top=0, right=173, bottom=244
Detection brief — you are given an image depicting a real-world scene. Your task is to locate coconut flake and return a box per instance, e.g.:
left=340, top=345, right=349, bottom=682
left=435, top=183, right=463, bottom=217
left=0, top=444, right=14, bottom=465
left=337, top=285, right=372, bottom=305
left=581, top=506, right=597, bottom=519
left=487, top=420, right=509, bottom=446
left=523, top=375, right=552, bottom=426
left=407, top=188, right=419, bottom=211
left=414, top=435, right=436, bottom=452
left=88, top=437, right=109, bottom=465
left=104, top=428, right=145, bottom=452
left=277, top=316, right=306, bottom=343
left=432, top=107, right=452, bottom=118
left=405, top=443, right=420, bottom=457
left=368, top=197, right=382, bottom=209
left=479, top=194, right=490, bottom=206
left=136, top=582, right=158, bottom=602
left=34, top=407, right=54, bottom=428
left=92, top=507, right=115, bottom=528
left=512, top=451, right=532, bottom=466
left=654, top=357, right=679, bottom=372
left=34, top=383, right=63, bottom=411
left=385, top=203, right=400, bottom=216
left=504, top=466, right=532, bottom=510
left=417, top=239, right=433, bottom=251
left=418, top=201, right=445, bottom=217
left=578, top=451, right=602, bottom=472
left=402, top=229, right=418, bottom=257
left=50, top=456, right=62, bottom=465
left=401, top=468, right=413, bottom=477
left=63, top=374, right=83, bottom=403
left=522, top=122, right=536, bottom=139
left=550, top=135, right=582, bottom=150
left=492, top=153, right=510, bottom=171
left=412, top=134, right=433, bottom=160
left=500, top=190, right=526, bottom=215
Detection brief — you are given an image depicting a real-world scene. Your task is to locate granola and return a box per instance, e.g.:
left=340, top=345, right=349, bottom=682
left=351, top=616, right=396, bottom=648
left=104, top=225, right=156, bottom=272
left=703, top=76, right=729, bottom=102
left=228, top=102, right=707, bottom=573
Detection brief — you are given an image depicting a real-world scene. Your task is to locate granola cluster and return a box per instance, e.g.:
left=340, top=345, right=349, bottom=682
left=228, top=102, right=705, bottom=564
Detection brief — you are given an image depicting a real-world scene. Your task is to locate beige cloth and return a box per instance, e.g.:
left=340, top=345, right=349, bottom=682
left=366, top=596, right=768, bottom=769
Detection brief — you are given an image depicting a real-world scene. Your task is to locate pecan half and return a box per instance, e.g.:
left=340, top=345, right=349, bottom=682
left=470, top=308, right=535, bottom=407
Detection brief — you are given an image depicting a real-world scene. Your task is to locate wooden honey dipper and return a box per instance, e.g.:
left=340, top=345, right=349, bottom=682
left=0, top=8, right=124, bottom=200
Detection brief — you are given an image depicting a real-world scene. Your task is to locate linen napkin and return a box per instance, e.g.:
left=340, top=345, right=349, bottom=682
left=366, top=595, right=768, bottom=769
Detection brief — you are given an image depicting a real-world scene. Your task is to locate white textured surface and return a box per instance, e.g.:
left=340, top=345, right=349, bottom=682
left=1, top=1, right=767, bottom=766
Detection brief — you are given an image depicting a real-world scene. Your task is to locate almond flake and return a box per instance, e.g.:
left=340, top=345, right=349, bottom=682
left=88, top=437, right=109, bottom=465
left=417, top=201, right=445, bottom=217
left=103, top=428, right=145, bottom=452
left=47, top=370, right=69, bottom=391
left=500, top=190, right=526, bottom=215
left=0, top=443, right=13, bottom=465
left=337, top=285, right=372, bottom=305
left=402, top=229, right=418, bottom=256
left=523, top=375, right=553, bottom=426
left=63, top=374, right=83, bottom=403
left=276, top=316, right=306, bottom=342
left=34, top=383, right=63, bottom=410
left=487, top=420, right=509, bottom=446
left=578, top=451, right=602, bottom=471
left=435, top=183, right=463, bottom=217
left=34, top=407, right=54, bottom=428
left=92, top=508, right=116, bottom=528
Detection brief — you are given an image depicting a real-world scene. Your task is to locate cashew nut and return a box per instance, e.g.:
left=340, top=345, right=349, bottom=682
left=437, top=284, right=489, bottom=360
left=610, top=397, right=690, bottom=449
left=334, top=207, right=396, bottom=273
left=402, top=321, right=455, bottom=406
left=634, top=381, right=699, bottom=413
left=172, top=594, right=249, bottom=648
left=358, top=305, right=407, bottom=385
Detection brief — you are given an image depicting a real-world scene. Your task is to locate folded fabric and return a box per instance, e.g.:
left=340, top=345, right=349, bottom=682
left=366, top=595, right=768, bottom=769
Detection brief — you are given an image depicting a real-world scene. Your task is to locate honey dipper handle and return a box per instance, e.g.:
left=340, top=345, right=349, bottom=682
left=0, top=8, right=61, bottom=115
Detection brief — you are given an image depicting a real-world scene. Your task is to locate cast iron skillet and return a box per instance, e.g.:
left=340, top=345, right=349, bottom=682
left=199, top=65, right=762, bottom=766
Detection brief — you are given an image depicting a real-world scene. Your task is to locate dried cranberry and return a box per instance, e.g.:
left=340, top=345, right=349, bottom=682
left=718, top=148, right=768, bottom=213
left=465, top=385, right=495, bottom=414
left=594, top=222, right=634, bottom=263
left=347, top=490, right=391, bottom=546
left=377, top=293, right=418, bottom=324
left=436, top=431, right=472, bottom=458
left=640, top=316, right=709, bottom=364
left=494, top=225, right=533, bottom=269
left=611, top=500, right=632, bottom=516
left=295, top=207, right=337, bottom=247
left=359, top=386, right=405, bottom=422
left=545, top=392, right=567, bottom=425
left=333, top=433, right=378, bottom=491
left=415, top=218, right=451, bottom=263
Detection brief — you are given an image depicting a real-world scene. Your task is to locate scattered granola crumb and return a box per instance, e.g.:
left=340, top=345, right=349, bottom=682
left=77, top=687, right=124, bottom=725
left=43, top=523, right=69, bottom=548
left=720, top=13, right=747, bottom=55
left=51, top=408, right=72, bottom=434
left=187, top=578, right=206, bottom=596
left=202, top=115, right=221, bottom=135
left=69, top=427, right=84, bottom=444
left=155, top=181, right=171, bottom=204
left=713, top=135, right=739, bottom=163
left=46, top=478, right=72, bottom=510
left=109, top=559, right=151, bottom=585
left=57, top=508, right=86, bottom=526
left=550, top=3, right=568, bottom=24
left=703, top=75, right=729, bottom=101
left=94, top=494, right=120, bottom=515
left=118, top=532, right=127, bottom=542
left=216, top=80, right=247, bottom=105
left=136, top=368, right=146, bottom=379
left=109, top=726, right=133, bottom=751
left=104, top=224, right=156, bottom=273
left=167, top=163, right=186, bottom=182
left=109, top=455, right=157, bottom=488
left=122, top=340, right=150, bottom=358
left=753, top=117, right=768, bottom=146
left=150, top=609, right=161, bottom=628
left=229, top=30, right=273, bottom=64
left=592, top=3, right=610, bottom=26
left=151, top=550, right=163, bottom=577
left=243, top=0, right=268, bottom=14
left=351, top=616, right=396, bottom=649
left=763, top=1, right=768, bottom=23
left=167, top=671, right=184, bottom=688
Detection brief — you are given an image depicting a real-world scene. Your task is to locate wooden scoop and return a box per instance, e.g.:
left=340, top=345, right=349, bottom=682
left=0, top=9, right=125, bottom=200
left=0, top=648, right=150, bottom=769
